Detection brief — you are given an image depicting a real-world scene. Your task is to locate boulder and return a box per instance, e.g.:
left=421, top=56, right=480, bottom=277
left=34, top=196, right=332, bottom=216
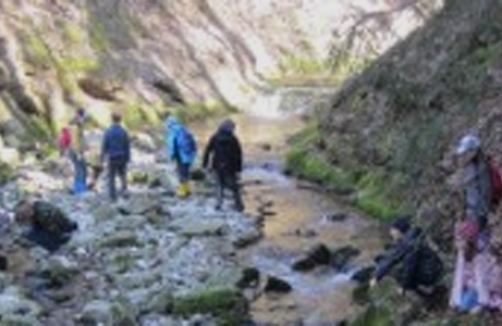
left=118, top=195, right=161, bottom=215
left=232, top=229, right=262, bottom=248
left=169, top=218, right=227, bottom=237
left=0, top=287, right=42, bottom=318
left=235, top=267, right=260, bottom=289
left=351, top=266, right=375, bottom=284
left=331, top=246, right=361, bottom=270
left=133, top=133, right=157, bottom=152
left=264, top=276, right=292, bottom=293
left=79, top=299, right=137, bottom=326
left=292, top=244, right=332, bottom=272
left=98, top=231, right=140, bottom=248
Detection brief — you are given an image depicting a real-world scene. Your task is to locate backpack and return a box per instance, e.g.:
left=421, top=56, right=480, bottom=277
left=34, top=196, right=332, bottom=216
left=487, top=156, right=502, bottom=210
left=176, top=127, right=197, bottom=156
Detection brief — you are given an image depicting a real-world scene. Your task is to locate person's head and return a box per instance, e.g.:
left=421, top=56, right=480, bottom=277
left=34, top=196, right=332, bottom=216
left=166, top=116, right=179, bottom=129
left=14, top=201, right=34, bottom=225
left=111, top=112, right=122, bottom=124
left=456, top=134, right=481, bottom=164
left=390, top=216, right=411, bottom=241
left=77, top=108, right=85, bottom=117
left=219, top=119, right=235, bottom=133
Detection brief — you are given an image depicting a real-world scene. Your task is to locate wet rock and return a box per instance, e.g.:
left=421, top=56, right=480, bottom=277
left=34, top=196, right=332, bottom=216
left=190, top=169, right=206, bottom=182
left=351, top=266, right=375, bottom=284
left=38, top=256, right=78, bottom=288
left=235, top=267, right=260, bottom=289
left=324, top=213, right=347, bottom=222
left=0, top=255, right=8, bottom=270
left=264, top=276, right=292, bottom=293
left=143, top=290, right=175, bottom=314
left=0, top=315, right=42, bottom=326
left=129, top=170, right=149, bottom=184
left=169, top=218, right=227, bottom=237
left=133, top=133, right=157, bottom=152
left=293, top=228, right=317, bottom=238
left=331, top=246, right=361, bottom=270
left=79, top=299, right=137, bottom=326
left=259, top=143, right=272, bottom=151
left=116, top=214, right=148, bottom=230
left=0, top=286, right=42, bottom=318
left=232, top=229, right=262, bottom=248
left=352, top=284, right=371, bottom=305
left=98, top=231, right=139, bottom=248
left=118, top=195, right=160, bottom=215
left=92, top=203, right=119, bottom=223
left=292, top=244, right=332, bottom=272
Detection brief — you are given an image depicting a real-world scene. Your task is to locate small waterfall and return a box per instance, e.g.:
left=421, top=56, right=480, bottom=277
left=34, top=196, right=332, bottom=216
left=246, top=87, right=336, bottom=119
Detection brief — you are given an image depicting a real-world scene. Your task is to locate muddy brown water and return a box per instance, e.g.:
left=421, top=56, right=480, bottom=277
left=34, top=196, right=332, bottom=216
left=192, top=114, right=385, bottom=325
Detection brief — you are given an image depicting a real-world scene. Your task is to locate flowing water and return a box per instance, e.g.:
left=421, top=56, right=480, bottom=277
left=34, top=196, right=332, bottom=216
left=192, top=109, right=385, bottom=325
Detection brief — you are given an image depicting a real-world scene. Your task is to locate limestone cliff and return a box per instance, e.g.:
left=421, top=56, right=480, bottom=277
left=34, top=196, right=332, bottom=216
left=0, top=0, right=438, bottom=149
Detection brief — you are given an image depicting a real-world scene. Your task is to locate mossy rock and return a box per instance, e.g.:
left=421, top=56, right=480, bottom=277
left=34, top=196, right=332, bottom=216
left=350, top=304, right=394, bottom=326
left=0, top=161, right=14, bottom=185
left=98, top=231, right=139, bottom=248
left=172, top=288, right=248, bottom=323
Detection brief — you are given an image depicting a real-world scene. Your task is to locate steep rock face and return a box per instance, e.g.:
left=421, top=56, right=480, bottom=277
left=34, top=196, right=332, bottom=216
left=0, top=0, right=439, bottom=143
left=314, top=0, right=502, bottom=236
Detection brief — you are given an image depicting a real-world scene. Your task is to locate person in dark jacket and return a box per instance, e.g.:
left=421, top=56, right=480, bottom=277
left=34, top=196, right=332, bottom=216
left=203, top=119, right=244, bottom=212
left=101, top=112, right=131, bottom=201
left=15, top=200, right=78, bottom=253
left=370, top=217, right=443, bottom=297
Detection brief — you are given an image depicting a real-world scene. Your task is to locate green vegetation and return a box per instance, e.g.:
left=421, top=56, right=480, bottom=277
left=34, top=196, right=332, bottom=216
left=23, top=35, right=52, bottom=69
left=62, top=21, right=85, bottom=44
left=286, top=126, right=409, bottom=220
left=89, top=22, right=112, bottom=51
left=0, top=162, right=14, bottom=185
left=172, top=288, right=249, bottom=326
left=268, top=50, right=372, bottom=87
left=58, top=57, right=99, bottom=73
left=172, top=102, right=235, bottom=124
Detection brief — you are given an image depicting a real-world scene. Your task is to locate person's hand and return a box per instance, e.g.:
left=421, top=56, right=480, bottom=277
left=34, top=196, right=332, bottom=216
left=369, top=278, right=378, bottom=288
left=398, top=287, right=406, bottom=296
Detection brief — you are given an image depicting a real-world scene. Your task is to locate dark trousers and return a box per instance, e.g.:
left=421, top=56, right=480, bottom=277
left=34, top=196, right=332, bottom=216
left=215, top=171, right=244, bottom=211
left=108, top=160, right=128, bottom=201
left=176, top=162, right=191, bottom=183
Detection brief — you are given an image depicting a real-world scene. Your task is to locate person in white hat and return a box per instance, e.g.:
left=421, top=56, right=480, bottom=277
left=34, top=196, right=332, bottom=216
left=455, top=134, right=492, bottom=248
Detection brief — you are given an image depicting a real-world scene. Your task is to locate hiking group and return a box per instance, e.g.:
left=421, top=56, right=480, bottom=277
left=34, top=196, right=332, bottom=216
left=369, top=134, right=502, bottom=314
left=8, top=110, right=244, bottom=254
left=4, top=109, right=502, bottom=317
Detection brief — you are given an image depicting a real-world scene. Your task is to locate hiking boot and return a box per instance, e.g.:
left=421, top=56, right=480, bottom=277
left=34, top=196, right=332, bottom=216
left=177, top=183, right=190, bottom=198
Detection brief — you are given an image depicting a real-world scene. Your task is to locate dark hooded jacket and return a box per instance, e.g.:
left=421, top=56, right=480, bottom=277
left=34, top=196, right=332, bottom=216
left=202, top=122, right=242, bottom=174
left=374, top=227, right=443, bottom=289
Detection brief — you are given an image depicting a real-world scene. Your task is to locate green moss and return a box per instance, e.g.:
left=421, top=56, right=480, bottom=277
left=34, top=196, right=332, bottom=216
left=286, top=126, right=409, bottom=219
left=23, top=35, right=52, bottom=69
left=62, top=22, right=85, bottom=44
left=173, top=102, right=234, bottom=124
left=89, top=22, right=112, bottom=51
left=351, top=304, right=394, bottom=326
left=0, top=162, right=14, bottom=185
left=58, top=57, right=99, bottom=73
left=172, top=288, right=248, bottom=324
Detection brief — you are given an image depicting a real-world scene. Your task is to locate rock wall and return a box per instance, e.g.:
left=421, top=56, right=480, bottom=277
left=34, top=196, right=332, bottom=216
left=0, top=0, right=440, bottom=147
left=310, top=0, right=502, bottom=236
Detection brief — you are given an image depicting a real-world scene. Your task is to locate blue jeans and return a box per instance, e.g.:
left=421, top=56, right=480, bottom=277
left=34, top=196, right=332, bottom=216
left=176, top=162, right=191, bottom=183
left=68, top=149, right=87, bottom=194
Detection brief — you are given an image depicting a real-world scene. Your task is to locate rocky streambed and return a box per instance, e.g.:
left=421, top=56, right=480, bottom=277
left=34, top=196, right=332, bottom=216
left=0, top=114, right=386, bottom=326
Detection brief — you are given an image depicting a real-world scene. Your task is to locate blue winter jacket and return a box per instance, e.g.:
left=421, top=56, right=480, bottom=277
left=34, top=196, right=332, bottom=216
left=165, top=117, right=196, bottom=165
left=101, top=123, right=130, bottom=163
